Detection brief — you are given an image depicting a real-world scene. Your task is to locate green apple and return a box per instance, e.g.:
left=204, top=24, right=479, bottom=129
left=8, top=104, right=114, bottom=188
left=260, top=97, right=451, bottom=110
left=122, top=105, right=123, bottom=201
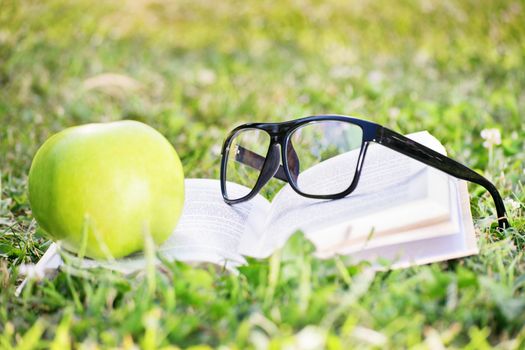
left=28, top=120, right=185, bottom=259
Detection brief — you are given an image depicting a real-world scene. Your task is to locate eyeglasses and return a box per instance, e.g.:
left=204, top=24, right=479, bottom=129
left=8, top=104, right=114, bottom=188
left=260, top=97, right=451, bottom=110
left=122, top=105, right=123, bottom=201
left=220, top=115, right=510, bottom=229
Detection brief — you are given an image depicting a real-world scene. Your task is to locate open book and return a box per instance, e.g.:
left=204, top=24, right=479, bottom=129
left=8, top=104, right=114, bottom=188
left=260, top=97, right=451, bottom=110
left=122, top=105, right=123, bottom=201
left=27, top=131, right=478, bottom=279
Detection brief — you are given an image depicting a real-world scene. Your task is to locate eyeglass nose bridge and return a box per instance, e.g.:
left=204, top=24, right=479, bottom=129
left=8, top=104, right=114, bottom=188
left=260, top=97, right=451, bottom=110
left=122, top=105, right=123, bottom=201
left=251, top=143, right=281, bottom=195
left=269, top=134, right=300, bottom=184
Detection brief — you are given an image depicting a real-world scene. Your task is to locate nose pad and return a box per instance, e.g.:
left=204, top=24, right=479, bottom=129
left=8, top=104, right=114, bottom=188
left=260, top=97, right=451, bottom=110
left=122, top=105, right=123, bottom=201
left=286, top=139, right=300, bottom=183
left=253, top=143, right=281, bottom=192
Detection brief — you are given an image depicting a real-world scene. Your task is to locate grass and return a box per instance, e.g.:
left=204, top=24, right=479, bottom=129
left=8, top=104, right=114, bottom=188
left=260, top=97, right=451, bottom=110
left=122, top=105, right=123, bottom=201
left=1, top=0, right=524, bottom=348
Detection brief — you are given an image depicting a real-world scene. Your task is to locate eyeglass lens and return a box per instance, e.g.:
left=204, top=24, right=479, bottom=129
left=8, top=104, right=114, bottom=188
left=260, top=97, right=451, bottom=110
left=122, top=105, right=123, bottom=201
left=288, top=121, right=363, bottom=195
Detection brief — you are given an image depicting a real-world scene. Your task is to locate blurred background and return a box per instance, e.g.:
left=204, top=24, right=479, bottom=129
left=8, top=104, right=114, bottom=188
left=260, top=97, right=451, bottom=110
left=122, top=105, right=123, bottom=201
left=1, top=1, right=525, bottom=346
left=1, top=0, right=523, bottom=180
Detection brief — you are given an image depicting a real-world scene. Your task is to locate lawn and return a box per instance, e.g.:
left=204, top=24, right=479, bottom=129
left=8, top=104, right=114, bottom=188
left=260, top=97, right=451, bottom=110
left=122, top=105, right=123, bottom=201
left=1, top=0, right=524, bottom=348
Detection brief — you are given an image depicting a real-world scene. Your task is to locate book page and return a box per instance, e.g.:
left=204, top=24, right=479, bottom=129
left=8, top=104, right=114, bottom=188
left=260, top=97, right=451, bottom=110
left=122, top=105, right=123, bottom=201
left=154, top=178, right=270, bottom=267
left=307, top=167, right=452, bottom=252
left=242, top=132, right=452, bottom=258
left=315, top=177, right=459, bottom=256
left=333, top=180, right=478, bottom=269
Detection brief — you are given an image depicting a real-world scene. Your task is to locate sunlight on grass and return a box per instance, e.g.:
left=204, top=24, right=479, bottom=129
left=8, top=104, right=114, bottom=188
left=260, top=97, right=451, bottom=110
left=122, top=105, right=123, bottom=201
left=0, top=0, right=524, bottom=348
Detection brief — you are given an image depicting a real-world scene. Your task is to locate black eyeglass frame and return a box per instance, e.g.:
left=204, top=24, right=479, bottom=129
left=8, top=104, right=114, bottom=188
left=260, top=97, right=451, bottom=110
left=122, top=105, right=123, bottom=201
left=220, top=115, right=510, bottom=229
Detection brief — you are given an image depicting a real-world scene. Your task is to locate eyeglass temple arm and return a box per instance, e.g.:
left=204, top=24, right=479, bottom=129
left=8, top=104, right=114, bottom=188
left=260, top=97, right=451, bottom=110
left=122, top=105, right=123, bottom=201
left=234, top=146, right=289, bottom=182
left=377, top=126, right=510, bottom=229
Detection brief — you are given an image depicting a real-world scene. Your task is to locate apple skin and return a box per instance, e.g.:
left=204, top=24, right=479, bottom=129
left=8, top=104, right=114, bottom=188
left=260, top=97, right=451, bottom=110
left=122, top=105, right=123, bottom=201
left=28, top=120, right=185, bottom=259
